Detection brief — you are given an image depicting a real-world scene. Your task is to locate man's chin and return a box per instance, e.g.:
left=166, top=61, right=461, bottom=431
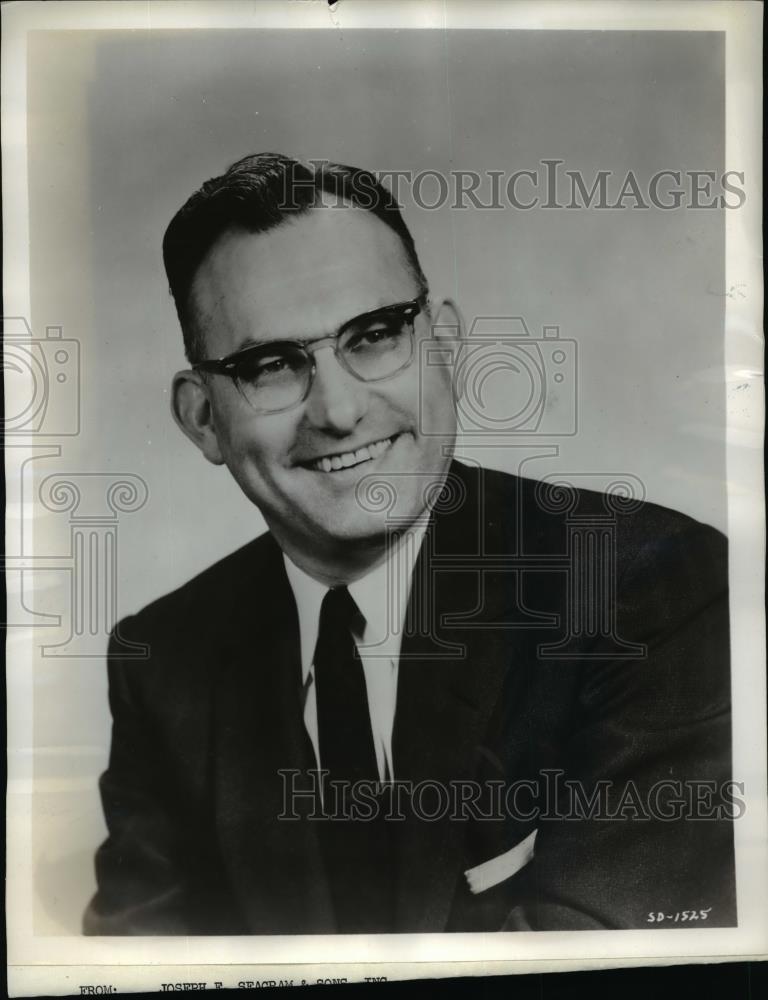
left=316, top=508, right=401, bottom=548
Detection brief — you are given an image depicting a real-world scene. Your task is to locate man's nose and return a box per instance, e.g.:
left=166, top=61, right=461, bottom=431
left=303, top=345, right=368, bottom=433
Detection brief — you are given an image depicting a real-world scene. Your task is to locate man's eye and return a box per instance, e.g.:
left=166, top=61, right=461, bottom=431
left=347, top=324, right=401, bottom=351
left=238, top=354, right=296, bottom=381
left=260, top=357, right=290, bottom=374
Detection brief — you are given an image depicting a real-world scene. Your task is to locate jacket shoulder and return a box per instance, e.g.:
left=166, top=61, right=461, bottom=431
left=472, top=460, right=725, bottom=543
left=455, top=461, right=727, bottom=591
left=115, top=530, right=278, bottom=645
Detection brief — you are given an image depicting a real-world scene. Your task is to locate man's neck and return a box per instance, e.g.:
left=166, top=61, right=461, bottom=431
left=275, top=523, right=425, bottom=588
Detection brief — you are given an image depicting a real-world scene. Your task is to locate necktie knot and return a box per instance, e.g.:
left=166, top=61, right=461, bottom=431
left=320, top=586, right=364, bottom=638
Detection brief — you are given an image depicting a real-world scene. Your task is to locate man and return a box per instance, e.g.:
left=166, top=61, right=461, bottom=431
left=84, top=153, right=736, bottom=935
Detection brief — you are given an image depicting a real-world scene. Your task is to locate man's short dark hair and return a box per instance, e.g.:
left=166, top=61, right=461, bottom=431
left=162, top=152, right=428, bottom=363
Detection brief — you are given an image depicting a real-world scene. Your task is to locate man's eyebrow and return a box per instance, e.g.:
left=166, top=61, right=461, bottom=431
left=227, top=335, right=295, bottom=357
left=338, top=299, right=417, bottom=331
left=230, top=299, right=418, bottom=354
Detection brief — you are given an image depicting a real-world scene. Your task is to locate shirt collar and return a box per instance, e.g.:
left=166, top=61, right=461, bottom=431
left=283, top=513, right=429, bottom=681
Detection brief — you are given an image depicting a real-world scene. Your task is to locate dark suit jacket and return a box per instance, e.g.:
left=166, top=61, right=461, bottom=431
left=84, top=461, right=736, bottom=934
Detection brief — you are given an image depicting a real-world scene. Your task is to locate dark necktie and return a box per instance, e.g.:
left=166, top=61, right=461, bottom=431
left=313, top=586, right=395, bottom=932
left=314, top=586, right=378, bottom=785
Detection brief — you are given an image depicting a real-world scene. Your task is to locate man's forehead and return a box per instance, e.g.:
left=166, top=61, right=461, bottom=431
left=190, top=206, right=419, bottom=350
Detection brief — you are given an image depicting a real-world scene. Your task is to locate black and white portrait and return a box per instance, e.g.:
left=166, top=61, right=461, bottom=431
left=4, top=0, right=765, bottom=986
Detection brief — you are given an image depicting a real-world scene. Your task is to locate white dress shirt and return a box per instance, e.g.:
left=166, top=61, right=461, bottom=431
left=283, top=518, right=428, bottom=783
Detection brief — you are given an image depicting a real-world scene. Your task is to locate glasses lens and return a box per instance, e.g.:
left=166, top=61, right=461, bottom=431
left=340, top=306, right=416, bottom=381
left=234, top=344, right=310, bottom=413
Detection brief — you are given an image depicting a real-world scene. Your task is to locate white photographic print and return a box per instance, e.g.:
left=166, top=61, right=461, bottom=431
left=3, top=1, right=764, bottom=994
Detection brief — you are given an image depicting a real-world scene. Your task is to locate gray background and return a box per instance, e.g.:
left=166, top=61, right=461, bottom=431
left=26, top=28, right=725, bottom=932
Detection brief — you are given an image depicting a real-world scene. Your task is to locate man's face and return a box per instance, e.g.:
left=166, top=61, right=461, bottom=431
left=188, top=205, right=456, bottom=564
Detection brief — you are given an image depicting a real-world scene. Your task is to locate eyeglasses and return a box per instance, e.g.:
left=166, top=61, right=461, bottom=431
left=193, top=296, right=426, bottom=415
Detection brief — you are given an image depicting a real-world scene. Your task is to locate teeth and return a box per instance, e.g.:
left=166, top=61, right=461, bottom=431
left=310, top=436, right=394, bottom=472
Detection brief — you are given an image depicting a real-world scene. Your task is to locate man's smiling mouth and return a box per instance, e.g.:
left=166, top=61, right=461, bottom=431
left=303, top=434, right=398, bottom=473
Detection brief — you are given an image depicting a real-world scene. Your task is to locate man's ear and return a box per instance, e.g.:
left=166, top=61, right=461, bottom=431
left=431, top=297, right=465, bottom=342
left=171, top=370, right=226, bottom=466
left=426, top=298, right=465, bottom=381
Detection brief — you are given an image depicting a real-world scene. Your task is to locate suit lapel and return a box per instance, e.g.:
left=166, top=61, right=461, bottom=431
left=212, top=536, right=335, bottom=933
left=392, top=460, right=528, bottom=931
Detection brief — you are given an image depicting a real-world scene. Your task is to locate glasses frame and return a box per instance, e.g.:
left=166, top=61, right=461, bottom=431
left=192, top=295, right=428, bottom=415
